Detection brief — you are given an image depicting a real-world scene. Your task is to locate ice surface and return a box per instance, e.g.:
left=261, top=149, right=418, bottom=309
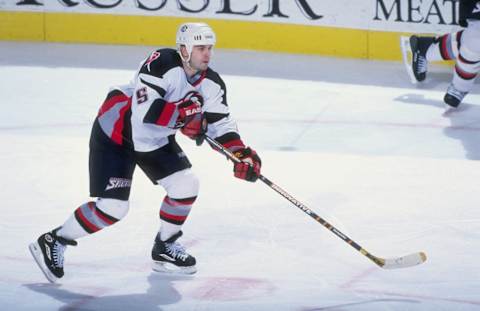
left=0, top=42, right=479, bottom=310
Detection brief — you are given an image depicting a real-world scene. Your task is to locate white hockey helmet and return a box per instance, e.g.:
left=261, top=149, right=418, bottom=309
left=176, top=22, right=216, bottom=62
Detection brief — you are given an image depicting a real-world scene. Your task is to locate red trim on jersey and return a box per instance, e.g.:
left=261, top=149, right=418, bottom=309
left=98, top=94, right=130, bottom=117
left=164, top=196, right=196, bottom=207
left=111, top=98, right=132, bottom=145
left=76, top=206, right=100, bottom=233
left=192, top=70, right=207, bottom=87
left=156, top=102, right=176, bottom=126
left=160, top=210, right=188, bottom=222
left=455, top=65, right=477, bottom=80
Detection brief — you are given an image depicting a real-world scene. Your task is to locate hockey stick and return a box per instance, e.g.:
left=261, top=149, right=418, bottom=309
left=205, top=135, right=427, bottom=269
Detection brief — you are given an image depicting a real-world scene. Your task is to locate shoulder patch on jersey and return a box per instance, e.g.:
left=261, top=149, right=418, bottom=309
left=140, top=48, right=183, bottom=78
left=145, top=51, right=161, bottom=72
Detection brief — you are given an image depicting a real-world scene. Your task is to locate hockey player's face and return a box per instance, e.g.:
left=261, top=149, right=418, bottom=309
left=189, top=45, right=213, bottom=71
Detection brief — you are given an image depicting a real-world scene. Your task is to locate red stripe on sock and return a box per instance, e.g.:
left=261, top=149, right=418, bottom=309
left=440, top=35, right=452, bottom=60
left=455, top=65, right=477, bottom=80
left=456, top=31, right=463, bottom=51
left=164, top=196, right=196, bottom=207
left=160, top=210, right=187, bottom=223
left=76, top=207, right=101, bottom=233
left=458, top=53, right=480, bottom=65
left=88, top=202, right=116, bottom=226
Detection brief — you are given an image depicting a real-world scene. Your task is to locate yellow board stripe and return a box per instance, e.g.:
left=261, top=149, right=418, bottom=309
left=0, top=11, right=426, bottom=61
left=0, top=11, right=44, bottom=41
left=369, top=30, right=409, bottom=61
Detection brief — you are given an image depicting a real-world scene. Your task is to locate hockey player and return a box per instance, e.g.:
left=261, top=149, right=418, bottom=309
left=29, top=22, right=262, bottom=283
left=402, top=0, right=480, bottom=108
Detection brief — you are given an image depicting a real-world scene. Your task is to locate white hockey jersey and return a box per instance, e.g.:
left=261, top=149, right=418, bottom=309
left=128, top=48, right=242, bottom=152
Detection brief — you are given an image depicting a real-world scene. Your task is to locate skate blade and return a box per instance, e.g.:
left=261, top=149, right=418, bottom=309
left=152, top=261, right=197, bottom=275
left=400, top=36, right=418, bottom=84
left=443, top=103, right=459, bottom=114
left=29, top=242, right=58, bottom=283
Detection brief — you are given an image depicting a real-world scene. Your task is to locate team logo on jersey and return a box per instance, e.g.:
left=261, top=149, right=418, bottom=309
left=180, top=25, right=188, bottom=32
left=145, top=51, right=161, bottom=72
left=105, top=177, right=132, bottom=191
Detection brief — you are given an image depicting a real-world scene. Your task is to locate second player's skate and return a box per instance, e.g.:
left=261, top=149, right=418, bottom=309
left=444, top=84, right=468, bottom=109
left=400, top=35, right=435, bottom=84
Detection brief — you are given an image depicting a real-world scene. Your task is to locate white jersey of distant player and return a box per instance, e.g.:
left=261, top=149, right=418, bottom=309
left=129, top=48, right=239, bottom=152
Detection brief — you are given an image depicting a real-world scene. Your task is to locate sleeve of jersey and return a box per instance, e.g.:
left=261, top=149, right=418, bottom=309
left=203, top=88, right=245, bottom=151
left=136, top=73, right=179, bottom=128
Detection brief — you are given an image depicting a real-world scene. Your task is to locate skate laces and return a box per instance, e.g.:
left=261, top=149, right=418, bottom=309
left=165, top=242, right=189, bottom=261
left=416, top=55, right=427, bottom=73
left=52, top=241, right=67, bottom=268
left=447, top=85, right=467, bottom=100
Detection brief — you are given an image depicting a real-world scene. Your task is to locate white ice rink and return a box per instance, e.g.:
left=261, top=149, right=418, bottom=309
left=1, top=41, right=479, bottom=310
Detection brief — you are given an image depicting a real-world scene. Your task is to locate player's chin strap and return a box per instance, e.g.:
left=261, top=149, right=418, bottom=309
left=178, top=49, right=195, bottom=72
left=184, top=59, right=195, bottom=71
left=204, top=135, right=427, bottom=270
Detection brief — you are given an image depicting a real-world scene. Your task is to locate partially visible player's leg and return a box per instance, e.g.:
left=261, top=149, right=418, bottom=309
left=402, top=26, right=479, bottom=108
left=136, top=137, right=198, bottom=274
left=409, top=35, right=436, bottom=82
left=402, top=29, right=464, bottom=83
left=445, top=21, right=480, bottom=107
left=29, top=120, right=135, bottom=283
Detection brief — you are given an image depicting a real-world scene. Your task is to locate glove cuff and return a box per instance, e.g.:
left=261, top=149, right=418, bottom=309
left=222, top=138, right=245, bottom=152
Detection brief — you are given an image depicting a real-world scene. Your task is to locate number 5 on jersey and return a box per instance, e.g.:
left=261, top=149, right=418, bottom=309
left=136, top=87, right=148, bottom=104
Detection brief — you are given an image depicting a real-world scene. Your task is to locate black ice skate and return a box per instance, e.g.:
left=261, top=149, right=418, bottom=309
left=29, top=228, right=77, bottom=283
left=401, top=35, right=435, bottom=83
left=409, top=35, right=435, bottom=82
left=444, top=84, right=468, bottom=108
left=151, top=231, right=196, bottom=274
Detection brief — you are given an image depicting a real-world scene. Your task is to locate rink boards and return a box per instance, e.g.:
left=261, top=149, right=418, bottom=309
left=0, top=1, right=462, bottom=60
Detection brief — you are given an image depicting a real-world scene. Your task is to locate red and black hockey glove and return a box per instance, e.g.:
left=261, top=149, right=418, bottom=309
left=233, top=147, right=262, bottom=182
left=177, top=91, right=203, bottom=124
left=180, top=114, right=207, bottom=145
left=177, top=91, right=207, bottom=145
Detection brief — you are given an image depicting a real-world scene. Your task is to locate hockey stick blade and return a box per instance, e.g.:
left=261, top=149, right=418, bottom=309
left=204, top=136, right=428, bottom=270
left=378, top=251, right=427, bottom=269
